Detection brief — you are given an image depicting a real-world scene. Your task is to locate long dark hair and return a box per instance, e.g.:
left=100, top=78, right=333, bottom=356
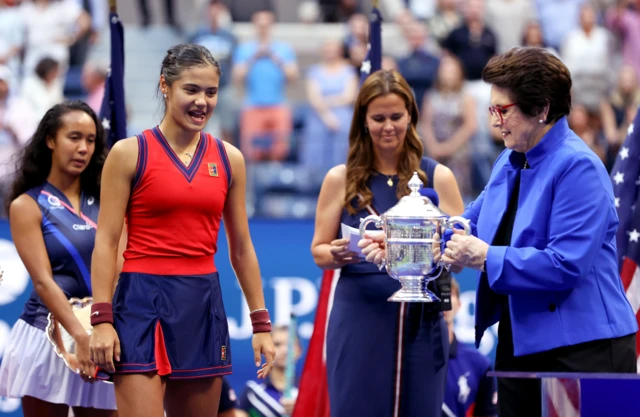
left=344, top=70, right=425, bottom=214
left=5, top=100, right=106, bottom=214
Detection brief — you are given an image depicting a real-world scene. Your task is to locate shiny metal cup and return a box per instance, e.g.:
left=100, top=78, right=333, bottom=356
left=359, top=172, right=470, bottom=302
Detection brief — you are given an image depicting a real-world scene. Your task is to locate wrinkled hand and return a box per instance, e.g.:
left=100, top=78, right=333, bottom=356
left=443, top=229, right=489, bottom=271
left=280, top=397, right=296, bottom=415
left=253, top=332, right=276, bottom=379
left=433, top=232, right=463, bottom=274
left=329, top=238, right=361, bottom=267
left=75, top=333, right=97, bottom=382
left=89, top=323, right=120, bottom=374
left=358, top=233, right=386, bottom=266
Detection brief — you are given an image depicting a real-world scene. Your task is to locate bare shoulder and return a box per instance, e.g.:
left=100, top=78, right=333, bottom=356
left=9, top=194, right=41, bottom=223
left=221, top=140, right=243, bottom=164
left=106, top=136, right=139, bottom=174
left=323, top=164, right=347, bottom=188
left=433, top=163, right=456, bottom=186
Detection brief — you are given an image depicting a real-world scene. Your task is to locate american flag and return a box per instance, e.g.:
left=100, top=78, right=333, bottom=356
left=99, top=11, right=127, bottom=148
left=611, top=107, right=640, bottom=368
left=291, top=7, right=383, bottom=417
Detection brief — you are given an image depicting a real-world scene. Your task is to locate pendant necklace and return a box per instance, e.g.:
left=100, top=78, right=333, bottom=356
left=385, top=175, right=394, bottom=187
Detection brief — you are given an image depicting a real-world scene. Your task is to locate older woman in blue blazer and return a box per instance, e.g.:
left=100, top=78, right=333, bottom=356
left=360, top=47, right=638, bottom=417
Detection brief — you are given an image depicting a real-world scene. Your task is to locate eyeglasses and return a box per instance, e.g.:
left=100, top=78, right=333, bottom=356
left=489, top=103, right=517, bottom=124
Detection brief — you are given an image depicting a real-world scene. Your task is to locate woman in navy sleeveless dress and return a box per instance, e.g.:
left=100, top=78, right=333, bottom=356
left=311, top=70, right=465, bottom=417
left=0, top=101, right=117, bottom=416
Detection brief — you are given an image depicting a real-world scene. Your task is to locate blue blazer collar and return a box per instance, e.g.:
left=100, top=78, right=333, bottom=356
left=524, top=117, right=570, bottom=168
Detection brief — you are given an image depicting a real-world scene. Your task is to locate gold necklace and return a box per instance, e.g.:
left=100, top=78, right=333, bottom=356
left=386, top=175, right=394, bottom=187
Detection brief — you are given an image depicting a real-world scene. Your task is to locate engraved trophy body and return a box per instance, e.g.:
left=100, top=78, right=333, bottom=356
left=359, top=172, right=471, bottom=302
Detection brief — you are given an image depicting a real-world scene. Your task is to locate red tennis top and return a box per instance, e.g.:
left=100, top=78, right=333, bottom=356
left=122, top=127, right=232, bottom=275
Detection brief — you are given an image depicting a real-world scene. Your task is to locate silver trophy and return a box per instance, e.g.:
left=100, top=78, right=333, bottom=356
left=45, top=296, right=111, bottom=382
left=359, top=172, right=471, bottom=302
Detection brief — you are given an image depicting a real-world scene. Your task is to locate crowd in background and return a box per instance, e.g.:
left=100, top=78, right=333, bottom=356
left=0, top=0, right=638, bottom=214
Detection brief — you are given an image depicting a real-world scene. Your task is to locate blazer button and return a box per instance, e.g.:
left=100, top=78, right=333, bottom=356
left=548, top=303, right=556, bottom=312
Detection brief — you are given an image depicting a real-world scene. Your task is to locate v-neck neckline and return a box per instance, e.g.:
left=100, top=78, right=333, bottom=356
left=151, top=126, right=207, bottom=183
left=46, top=181, right=83, bottom=217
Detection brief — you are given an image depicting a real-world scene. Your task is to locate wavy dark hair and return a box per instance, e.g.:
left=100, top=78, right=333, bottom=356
left=5, top=100, right=106, bottom=214
left=344, top=69, right=426, bottom=214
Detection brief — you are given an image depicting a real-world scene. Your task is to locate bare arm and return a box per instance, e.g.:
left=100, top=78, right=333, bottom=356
left=434, top=164, right=465, bottom=216
left=91, top=137, right=138, bottom=303
left=221, top=142, right=266, bottom=312
left=9, top=195, right=88, bottom=342
left=311, top=165, right=356, bottom=269
left=306, top=77, right=329, bottom=115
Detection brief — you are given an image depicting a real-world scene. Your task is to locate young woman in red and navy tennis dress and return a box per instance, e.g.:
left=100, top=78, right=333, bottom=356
left=81, top=44, right=275, bottom=417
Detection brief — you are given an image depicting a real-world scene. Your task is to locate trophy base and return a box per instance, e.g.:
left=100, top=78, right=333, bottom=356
left=387, top=276, right=440, bottom=303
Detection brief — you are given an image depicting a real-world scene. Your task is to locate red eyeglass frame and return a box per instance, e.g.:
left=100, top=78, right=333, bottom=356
left=489, top=103, right=517, bottom=124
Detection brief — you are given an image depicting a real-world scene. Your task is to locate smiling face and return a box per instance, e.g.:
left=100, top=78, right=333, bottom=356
left=489, top=85, right=548, bottom=153
left=161, top=65, right=220, bottom=133
left=364, top=93, right=411, bottom=156
left=47, top=110, right=96, bottom=177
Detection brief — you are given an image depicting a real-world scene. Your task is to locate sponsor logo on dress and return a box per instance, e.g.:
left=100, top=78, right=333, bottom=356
left=221, top=345, right=226, bottom=360
left=208, top=163, right=218, bottom=177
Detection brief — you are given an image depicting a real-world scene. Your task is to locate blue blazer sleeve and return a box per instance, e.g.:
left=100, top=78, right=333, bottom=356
left=486, top=154, right=615, bottom=292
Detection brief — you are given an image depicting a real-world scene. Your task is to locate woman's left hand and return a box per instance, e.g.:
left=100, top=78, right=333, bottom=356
left=252, top=332, right=276, bottom=379
left=443, top=229, right=490, bottom=270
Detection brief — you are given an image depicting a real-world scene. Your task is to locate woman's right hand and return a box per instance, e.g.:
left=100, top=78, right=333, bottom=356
left=329, top=238, right=360, bottom=267
left=358, top=233, right=386, bottom=266
left=89, top=323, right=121, bottom=374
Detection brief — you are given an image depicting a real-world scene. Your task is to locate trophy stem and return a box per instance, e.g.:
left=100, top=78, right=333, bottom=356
left=388, top=276, right=439, bottom=303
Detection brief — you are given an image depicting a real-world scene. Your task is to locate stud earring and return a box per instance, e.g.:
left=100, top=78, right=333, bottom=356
left=539, top=119, right=544, bottom=124
left=163, top=94, right=167, bottom=99
left=364, top=126, right=369, bottom=134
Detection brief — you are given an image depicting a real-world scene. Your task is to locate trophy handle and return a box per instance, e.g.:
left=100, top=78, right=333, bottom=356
left=359, top=215, right=385, bottom=269
left=359, top=214, right=382, bottom=238
left=444, top=216, right=472, bottom=236
left=437, top=216, right=471, bottom=271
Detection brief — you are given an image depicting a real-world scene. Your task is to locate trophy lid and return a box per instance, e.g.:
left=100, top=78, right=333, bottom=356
left=384, top=172, right=447, bottom=219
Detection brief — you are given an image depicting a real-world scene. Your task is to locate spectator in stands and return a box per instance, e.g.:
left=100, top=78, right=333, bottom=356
left=232, top=10, right=299, bottom=161
left=0, top=65, right=37, bottom=210
left=600, top=64, right=640, bottom=167
left=442, top=0, right=496, bottom=199
left=20, top=57, right=64, bottom=121
left=567, top=103, right=607, bottom=164
left=486, top=0, right=537, bottom=53
left=561, top=2, right=614, bottom=112
left=81, top=60, right=107, bottom=113
left=237, top=324, right=301, bottom=417
left=428, top=0, right=463, bottom=47
left=137, top=0, right=179, bottom=31
left=421, top=54, right=477, bottom=201
left=534, top=0, right=584, bottom=51
left=69, top=0, right=107, bottom=69
left=605, top=0, right=640, bottom=81
left=0, top=0, right=24, bottom=88
left=190, top=0, right=238, bottom=144
left=443, top=278, right=497, bottom=417
left=521, top=20, right=558, bottom=56
left=397, top=20, right=440, bottom=111
left=301, top=39, right=357, bottom=177
left=19, top=0, right=91, bottom=82
left=343, top=13, right=368, bottom=72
